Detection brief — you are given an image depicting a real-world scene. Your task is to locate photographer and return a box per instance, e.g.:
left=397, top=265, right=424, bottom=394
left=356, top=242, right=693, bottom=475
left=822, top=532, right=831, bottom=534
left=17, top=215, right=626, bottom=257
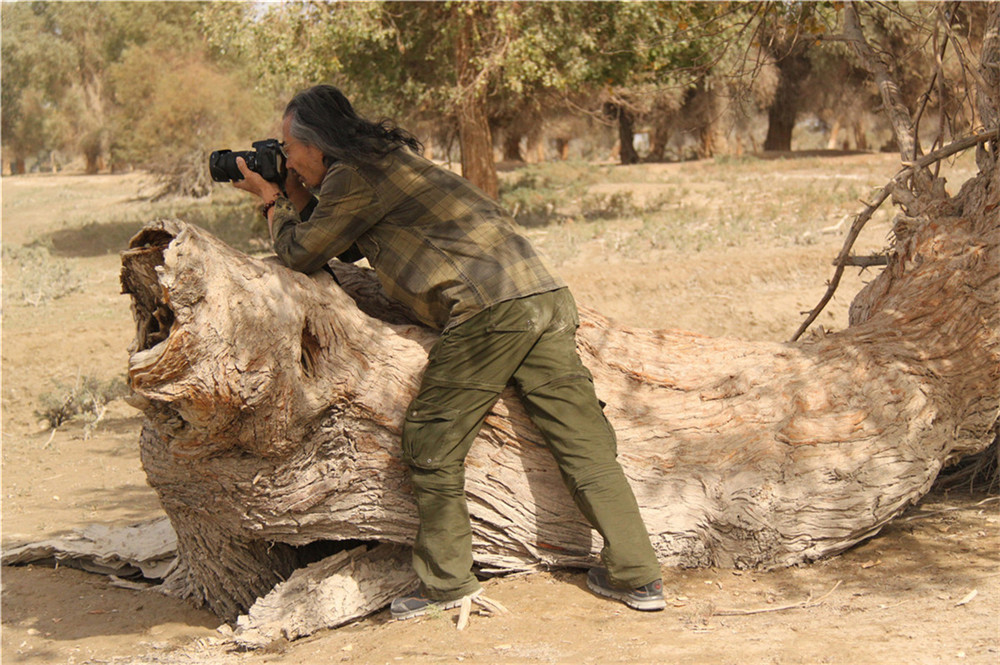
left=231, top=84, right=665, bottom=618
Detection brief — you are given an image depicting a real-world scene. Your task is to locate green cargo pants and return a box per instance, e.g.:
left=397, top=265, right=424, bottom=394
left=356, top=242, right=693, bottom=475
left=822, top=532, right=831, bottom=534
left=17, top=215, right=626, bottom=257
left=401, top=287, right=661, bottom=601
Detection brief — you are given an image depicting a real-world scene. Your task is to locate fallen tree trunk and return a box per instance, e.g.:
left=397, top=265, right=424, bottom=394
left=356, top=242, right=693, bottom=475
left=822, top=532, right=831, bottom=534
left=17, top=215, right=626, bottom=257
left=119, top=148, right=999, bottom=623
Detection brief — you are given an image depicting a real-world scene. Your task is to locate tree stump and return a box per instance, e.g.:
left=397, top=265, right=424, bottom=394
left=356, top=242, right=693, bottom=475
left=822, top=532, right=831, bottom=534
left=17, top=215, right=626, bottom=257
left=119, top=160, right=998, bottom=624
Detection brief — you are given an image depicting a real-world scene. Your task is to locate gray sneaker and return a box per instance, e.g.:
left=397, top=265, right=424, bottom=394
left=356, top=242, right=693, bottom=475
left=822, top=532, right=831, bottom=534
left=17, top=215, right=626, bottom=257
left=390, top=587, right=482, bottom=620
left=587, top=567, right=666, bottom=611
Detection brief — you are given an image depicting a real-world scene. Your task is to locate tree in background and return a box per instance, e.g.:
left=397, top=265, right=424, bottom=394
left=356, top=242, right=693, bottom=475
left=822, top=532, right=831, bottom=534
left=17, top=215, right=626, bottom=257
left=1, top=2, right=160, bottom=173
left=757, top=2, right=821, bottom=151
left=1, top=3, right=77, bottom=174
left=590, top=2, right=723, bottom=164
left=854, top=1, right=992, bottom=154
left=4, top=1, right=991, bottom=188
left=202, top=2, right=722, bottom=192
left=1, top=1, right=271, bottom=193
left=108, top=39, right=272, bottom=197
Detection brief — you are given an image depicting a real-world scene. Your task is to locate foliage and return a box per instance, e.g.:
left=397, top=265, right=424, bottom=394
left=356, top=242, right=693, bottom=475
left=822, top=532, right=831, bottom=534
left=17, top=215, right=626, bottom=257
left=2, top=1, right=991, bottom=180
left=2, top=2, right=169, bottom=171
left=0, top=4, right=77, bottom=166
left=1, top=1, right=272, bottom=192
left=197, top=2, right=722, bottom=184
left=107, top=43, right=272, bottom=197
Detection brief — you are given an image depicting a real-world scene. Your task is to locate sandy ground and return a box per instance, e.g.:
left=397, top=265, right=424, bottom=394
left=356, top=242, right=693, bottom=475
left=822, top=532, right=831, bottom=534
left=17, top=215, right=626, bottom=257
left=2, top=156, right=997, bottom=665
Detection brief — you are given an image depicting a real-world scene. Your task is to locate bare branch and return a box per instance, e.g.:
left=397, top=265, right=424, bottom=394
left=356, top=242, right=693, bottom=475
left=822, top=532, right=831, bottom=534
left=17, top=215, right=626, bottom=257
left=938, top=7, right=997, bottom=114
left=914, top=4, right=955, bottom=161
left=841, top=255, right=889, bottom=268
left=978, top=4, right=1000, bottom=137
left=790, top=127, right=999, bottom=342
left=790, top=186, right=892, bottom=343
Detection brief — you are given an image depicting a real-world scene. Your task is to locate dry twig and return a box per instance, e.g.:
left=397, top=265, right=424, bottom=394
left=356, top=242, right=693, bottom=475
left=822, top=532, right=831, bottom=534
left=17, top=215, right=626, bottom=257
left=455, top=594, right=510, bottom=631
left=713, top=580, right=843, bottom=617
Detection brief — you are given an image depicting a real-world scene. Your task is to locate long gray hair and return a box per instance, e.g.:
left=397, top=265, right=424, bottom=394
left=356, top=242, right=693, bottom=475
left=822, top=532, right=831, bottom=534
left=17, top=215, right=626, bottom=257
left=284, top=85, right=422, bottom=166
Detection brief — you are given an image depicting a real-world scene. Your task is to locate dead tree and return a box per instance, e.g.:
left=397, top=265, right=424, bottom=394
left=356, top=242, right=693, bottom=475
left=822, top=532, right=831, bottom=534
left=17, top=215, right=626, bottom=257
left=117, top=5, right=999, bottom=631
left=119, top=153, right=997, bottom=623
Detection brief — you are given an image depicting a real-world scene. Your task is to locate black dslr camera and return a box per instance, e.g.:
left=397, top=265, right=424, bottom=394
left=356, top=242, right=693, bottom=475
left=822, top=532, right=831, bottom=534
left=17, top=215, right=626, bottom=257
left=209, top=139, right=286, bottom=183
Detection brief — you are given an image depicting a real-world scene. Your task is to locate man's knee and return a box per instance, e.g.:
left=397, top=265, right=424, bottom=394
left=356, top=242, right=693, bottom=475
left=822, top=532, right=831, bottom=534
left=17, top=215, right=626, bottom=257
left=408, top=462, right=466, bottom=496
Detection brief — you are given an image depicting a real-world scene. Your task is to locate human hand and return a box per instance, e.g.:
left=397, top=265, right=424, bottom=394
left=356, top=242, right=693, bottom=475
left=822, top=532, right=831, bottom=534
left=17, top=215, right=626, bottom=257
left=232, top=157, right=281, bottom=203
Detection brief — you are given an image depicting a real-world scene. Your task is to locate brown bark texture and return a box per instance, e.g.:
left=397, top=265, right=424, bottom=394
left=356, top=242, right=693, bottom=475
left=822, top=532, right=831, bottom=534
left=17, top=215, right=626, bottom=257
left=119, top=145, right=999, bottom=623
left=454, top=10, right=499, bottom=200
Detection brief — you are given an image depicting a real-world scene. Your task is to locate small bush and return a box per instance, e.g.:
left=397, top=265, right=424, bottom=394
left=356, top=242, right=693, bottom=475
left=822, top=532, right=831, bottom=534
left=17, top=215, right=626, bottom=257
left=36, top=375, right=129, bottom=436
left=502, top=188, right=569, bottom=227
left=580, top=191, right=645, bottom=220
left=3, top=245, right=82, bottom=306
left=500, top=169, right=573, bottom=228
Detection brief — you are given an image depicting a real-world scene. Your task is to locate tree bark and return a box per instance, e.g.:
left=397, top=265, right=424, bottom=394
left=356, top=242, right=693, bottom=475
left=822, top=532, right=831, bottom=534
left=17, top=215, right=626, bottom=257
left=455, top=10, right=499, bottom=200
left=119, top=150, right=999, bottom=623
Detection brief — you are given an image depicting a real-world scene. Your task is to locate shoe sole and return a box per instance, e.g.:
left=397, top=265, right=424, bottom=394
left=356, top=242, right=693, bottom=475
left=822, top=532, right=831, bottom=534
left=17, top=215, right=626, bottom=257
left=587, top=578, right=667, bottom=611
left=391, top=589, right=483, bottom=620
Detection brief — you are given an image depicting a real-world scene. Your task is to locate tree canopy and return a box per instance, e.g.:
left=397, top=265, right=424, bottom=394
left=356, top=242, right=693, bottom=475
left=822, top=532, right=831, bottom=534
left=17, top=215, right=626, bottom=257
left=2, top=1, right=992, bottom=194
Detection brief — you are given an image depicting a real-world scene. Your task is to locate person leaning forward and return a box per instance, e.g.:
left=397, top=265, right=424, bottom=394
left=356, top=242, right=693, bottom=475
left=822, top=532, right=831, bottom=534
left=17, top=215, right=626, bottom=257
left=232, top=84, right=666, bottom=617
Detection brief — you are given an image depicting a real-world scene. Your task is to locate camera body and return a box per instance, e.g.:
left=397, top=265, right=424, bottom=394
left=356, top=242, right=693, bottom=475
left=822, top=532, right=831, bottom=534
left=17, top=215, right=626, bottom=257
left=209, top=139, right=286, bottom=183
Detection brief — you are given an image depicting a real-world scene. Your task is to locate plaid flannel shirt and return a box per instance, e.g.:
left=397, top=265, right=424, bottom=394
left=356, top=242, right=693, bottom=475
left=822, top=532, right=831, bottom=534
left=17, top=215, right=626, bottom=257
left=271, top=148, right=564, bottom=331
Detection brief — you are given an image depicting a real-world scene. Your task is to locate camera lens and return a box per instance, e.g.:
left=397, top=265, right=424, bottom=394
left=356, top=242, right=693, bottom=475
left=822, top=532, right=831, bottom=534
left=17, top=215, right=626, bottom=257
left=209, top=149, right=254, bottom=182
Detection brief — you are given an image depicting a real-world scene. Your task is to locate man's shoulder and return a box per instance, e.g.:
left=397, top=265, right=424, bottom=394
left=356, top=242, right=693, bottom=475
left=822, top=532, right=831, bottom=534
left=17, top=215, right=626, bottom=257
left=322, top=160, right=379, bottom=193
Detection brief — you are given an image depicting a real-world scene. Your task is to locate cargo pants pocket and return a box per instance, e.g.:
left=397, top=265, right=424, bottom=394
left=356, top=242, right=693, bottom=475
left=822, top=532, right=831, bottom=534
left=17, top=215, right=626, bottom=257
left=401, top=398, right=461, bottom=470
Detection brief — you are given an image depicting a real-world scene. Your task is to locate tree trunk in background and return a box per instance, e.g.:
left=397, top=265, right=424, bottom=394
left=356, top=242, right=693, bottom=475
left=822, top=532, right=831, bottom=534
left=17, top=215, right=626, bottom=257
left=554, top=137, right=570, bottom=160
left=826, top=117, right=843, bottom=150
left=763, top=50, right=812, bottom=151
left=456, top=98, right=498, bottom=199
left=502, top=131, right=524, bottom=162
left=120, top=151, right=998, bottom=621
left=455, top=11, right=499, bottom=199
left=615, top=104, right=640, bottom=165
left=681, top=80, right=720, bottom=159
left=649, top=110, right=673, bottom=161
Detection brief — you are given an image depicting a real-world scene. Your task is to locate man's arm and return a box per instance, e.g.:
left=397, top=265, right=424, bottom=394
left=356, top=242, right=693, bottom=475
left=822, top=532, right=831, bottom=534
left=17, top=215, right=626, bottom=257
left=297, top=197, right=364, bottom=264
left=271, top=166, right=383, bottom=274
